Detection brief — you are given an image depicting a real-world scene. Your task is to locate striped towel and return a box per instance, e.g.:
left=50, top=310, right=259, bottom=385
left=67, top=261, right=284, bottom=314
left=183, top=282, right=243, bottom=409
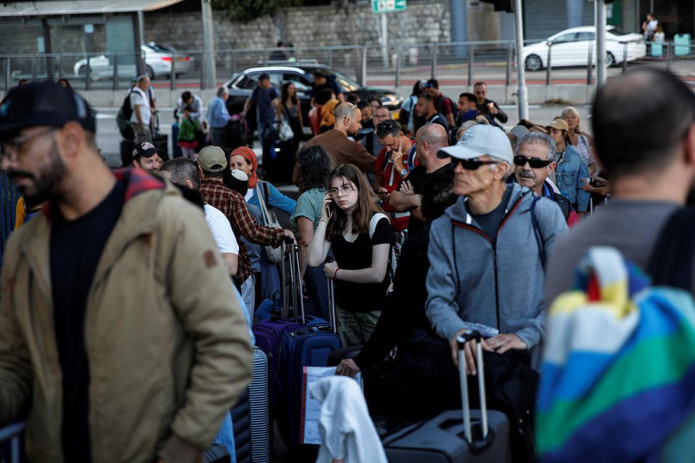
left=536, top=247, right=695, bottom=463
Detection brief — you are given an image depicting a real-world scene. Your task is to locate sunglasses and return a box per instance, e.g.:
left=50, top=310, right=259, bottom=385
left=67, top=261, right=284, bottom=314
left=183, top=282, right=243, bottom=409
left=450, top=157, right=499, bottom=170
left=513, top=155, right=552, bottom=168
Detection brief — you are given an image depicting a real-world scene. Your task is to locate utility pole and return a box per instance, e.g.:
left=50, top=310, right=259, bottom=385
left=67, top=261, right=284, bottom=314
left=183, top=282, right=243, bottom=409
left=514, top=0, right=528, bottom=120
left=201, top=0, right=217, bottom=90
left=596, top=0, right=607, bottom=87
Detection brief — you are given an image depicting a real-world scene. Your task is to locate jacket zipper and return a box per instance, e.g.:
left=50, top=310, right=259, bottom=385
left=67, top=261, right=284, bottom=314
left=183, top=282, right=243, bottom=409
left=451, top=193, right=527, bottom=331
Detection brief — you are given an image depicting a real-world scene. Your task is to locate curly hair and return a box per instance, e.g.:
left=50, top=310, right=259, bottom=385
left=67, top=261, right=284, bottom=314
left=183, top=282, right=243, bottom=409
left=296, top=145, right=332, bottom=191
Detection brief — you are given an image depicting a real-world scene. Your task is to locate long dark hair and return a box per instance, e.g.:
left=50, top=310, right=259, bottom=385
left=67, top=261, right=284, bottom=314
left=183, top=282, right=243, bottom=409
left=296, top=145, right=331, bottom=191
left=326, top=164, right=383, bottom=240
left=281, top=82, right=299, bottom=107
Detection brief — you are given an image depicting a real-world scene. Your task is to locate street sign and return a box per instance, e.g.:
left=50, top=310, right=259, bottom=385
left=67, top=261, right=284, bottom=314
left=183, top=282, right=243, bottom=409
left=372, top=0, right=406, bottom=13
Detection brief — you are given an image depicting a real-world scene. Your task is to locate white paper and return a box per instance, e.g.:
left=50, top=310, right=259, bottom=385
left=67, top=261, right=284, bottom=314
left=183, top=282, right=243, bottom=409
left=301, top=366, right=362, bottom=445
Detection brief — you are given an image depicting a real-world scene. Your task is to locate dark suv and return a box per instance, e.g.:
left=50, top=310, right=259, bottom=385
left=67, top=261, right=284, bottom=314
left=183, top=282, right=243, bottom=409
left=223, top=63, right=403, bottom=131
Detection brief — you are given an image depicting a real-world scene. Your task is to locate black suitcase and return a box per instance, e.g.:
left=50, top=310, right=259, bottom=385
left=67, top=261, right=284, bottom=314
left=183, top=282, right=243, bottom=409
left=230, top=388, right=252, bottom=463
left=382, top=331, right=512, bottom=462
left=119, top=139, right=136, bottom=168
left=152, top=133, right=169, bottom=161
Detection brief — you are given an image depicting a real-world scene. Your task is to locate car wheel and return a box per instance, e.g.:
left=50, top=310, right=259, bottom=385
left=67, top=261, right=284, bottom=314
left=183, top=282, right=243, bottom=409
left=77, top=65, right=91, bottom=77
left=146, top=65, right=155, bottom=80
left=525, top=54, right=542, bottom=72
left=605, top=52, right=616, bottom=67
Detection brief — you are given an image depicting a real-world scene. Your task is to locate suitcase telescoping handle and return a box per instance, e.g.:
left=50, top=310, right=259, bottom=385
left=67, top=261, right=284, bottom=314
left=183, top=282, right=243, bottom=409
left=325, top=257, right=338, bottom=334
left=287, top=243, right=306, bottom=324
left=457, top=330, right=489, bottom=444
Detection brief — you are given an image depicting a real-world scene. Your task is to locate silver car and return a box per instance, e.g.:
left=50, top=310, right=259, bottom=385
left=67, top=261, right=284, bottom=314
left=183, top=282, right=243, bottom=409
left=73, top=42, right=193, bottom=80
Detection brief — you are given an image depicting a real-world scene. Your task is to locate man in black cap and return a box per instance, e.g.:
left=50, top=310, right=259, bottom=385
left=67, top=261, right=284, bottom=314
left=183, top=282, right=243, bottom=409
left=131, top=140, right=164, bottom=172
left=0, top=81, right=252, bottom=462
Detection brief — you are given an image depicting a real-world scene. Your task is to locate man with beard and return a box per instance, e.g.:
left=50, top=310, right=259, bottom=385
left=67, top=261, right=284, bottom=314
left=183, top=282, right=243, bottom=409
left=131, top=140, right=164, bottom=172
left=0, top=81, right=252, bottom=462
left=302, top=102, right=375, bottom=174
left=512, top=132, right=579, bottom=226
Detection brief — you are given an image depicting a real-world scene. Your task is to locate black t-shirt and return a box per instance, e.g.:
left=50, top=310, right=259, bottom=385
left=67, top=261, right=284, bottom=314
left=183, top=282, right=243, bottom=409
left=406, top=163, right=454, bottom=236
left=50, top=181, right=124, bottom=462
left=468, top=186, right=512, bottom=244
left=331, top=216, right=395, bottom=312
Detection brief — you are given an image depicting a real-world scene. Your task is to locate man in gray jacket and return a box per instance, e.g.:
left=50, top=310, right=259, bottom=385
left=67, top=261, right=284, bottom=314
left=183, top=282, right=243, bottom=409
left=425, top=125, right=567, bottom=375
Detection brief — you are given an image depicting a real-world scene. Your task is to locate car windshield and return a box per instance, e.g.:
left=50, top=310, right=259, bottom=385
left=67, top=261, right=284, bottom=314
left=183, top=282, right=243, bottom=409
left=147, top=43, right=174, bottom=53
left=302, top=67, right=360, bottom=92
left=607, top=27, right=631, bottom=36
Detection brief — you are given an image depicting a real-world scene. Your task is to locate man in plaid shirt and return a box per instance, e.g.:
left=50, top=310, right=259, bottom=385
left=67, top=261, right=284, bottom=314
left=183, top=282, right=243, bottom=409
left=197, top=146, right=294, bottom=310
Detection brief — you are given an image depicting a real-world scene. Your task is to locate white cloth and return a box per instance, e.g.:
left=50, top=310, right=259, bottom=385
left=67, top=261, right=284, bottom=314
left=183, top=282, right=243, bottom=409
left=129, top=87, right=151, bottom=125
left=311, top=376, right=387, bottom=463
left=204, top=204, right=239, bottom=255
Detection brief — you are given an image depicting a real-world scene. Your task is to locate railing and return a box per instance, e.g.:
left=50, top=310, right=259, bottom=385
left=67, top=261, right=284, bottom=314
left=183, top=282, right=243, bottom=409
left=1, top=39, right=692, bottom=94
left=0, top=421, right=25, bottom=463
left=0, top=172, right=18, bottom=270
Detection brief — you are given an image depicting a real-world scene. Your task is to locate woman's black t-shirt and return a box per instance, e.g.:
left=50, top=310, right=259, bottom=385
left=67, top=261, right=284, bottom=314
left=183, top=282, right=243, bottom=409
left=331, top=216, right=395, bottom=312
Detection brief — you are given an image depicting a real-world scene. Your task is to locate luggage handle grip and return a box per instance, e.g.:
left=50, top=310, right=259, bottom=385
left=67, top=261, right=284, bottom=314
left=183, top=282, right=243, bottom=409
left=456, top=330, right=489, bottom=444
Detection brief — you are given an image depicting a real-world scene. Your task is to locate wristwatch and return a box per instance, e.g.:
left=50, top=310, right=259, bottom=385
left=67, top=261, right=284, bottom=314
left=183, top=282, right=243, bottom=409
left=400, top=168, right=408, bottom=176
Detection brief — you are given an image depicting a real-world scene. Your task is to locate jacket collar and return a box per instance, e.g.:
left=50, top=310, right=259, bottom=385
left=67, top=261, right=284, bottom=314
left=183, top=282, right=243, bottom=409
left=19, top=168, right=173, bottom=295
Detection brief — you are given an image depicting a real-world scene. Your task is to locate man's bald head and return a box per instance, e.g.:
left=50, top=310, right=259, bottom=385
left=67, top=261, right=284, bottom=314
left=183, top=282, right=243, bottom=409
left=334, top=102, right=357, bottom=121
left=592, top=69, right=695, bottom=177
left=417, top=123, right=448, bottom=148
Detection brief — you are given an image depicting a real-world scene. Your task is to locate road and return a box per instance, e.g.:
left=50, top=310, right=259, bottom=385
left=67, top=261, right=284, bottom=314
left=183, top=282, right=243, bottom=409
left=96, top=103, right=592, bottom=169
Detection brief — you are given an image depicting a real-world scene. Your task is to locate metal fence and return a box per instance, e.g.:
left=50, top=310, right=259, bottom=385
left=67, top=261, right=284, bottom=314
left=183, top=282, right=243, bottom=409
left=1, top=39, right=693, bottom=93
left=0, top=421, right=25, bottom=463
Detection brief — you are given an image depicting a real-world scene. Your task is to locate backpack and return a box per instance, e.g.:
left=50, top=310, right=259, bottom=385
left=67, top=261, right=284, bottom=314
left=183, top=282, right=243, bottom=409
left=369, top=212, right=398, bottom=280
left=115, top=89, right=136, bottom=140
left=536, top=208, right=695, bottom=463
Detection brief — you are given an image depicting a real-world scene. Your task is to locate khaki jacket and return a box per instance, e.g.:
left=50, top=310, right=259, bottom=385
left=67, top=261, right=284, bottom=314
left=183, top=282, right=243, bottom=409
left=0, top=173, right=252, bottom=462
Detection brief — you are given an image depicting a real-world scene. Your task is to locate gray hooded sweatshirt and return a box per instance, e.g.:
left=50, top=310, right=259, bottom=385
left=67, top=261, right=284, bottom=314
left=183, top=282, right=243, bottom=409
left=426, top=183, right=567, bottom=354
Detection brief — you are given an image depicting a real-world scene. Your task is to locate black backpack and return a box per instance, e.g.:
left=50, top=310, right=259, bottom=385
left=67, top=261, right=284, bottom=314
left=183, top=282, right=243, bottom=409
left=115, top=90, right=136, bottom=140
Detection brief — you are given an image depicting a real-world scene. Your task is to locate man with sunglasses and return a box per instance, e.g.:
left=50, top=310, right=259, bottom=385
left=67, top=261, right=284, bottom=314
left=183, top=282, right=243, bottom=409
left=426, top=125, right=567, bottom=376
left=0, top=81, right=253, bottom=462
left=512, top=132, right=579, bottom=226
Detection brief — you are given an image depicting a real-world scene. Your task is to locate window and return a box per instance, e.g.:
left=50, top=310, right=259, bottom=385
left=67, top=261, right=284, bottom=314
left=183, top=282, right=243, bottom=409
left=283, top=73, right=311, bottom=93
left=553, top=33, right=577, bottom=44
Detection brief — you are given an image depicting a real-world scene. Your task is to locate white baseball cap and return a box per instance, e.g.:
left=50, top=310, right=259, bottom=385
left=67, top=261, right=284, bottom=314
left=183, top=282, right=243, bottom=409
left=437, top=125, right=513, bottom=165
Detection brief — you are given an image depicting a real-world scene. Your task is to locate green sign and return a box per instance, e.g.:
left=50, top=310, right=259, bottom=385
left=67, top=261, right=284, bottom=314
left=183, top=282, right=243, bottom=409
left=372, top=0, right=406, bottom=13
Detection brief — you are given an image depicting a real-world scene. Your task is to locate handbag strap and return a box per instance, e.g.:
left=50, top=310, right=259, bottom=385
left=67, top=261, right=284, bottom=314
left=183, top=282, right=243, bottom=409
left=256, top=185, right=272, bottom=226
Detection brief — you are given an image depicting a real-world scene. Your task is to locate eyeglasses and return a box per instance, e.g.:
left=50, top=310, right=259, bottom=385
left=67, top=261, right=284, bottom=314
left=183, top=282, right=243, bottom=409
left=0, top=127, right=57, bottom=161
left=424, top=82, right=436, bottom=88
left=513, top=155, right=553, bottom=168
left=327, top=184, right=354, bottom=197
left=451, top=157, right=499, bottom=170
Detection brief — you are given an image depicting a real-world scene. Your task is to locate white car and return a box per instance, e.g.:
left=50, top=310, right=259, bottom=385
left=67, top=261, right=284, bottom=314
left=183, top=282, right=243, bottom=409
left=73, top=42, right=193, bottom=80
left=522, top=26, right=646, bottom=71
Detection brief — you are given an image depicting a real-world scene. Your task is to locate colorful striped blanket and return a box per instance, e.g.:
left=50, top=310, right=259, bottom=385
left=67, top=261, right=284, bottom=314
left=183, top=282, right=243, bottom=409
left=537, top=246, right=695, bottom=462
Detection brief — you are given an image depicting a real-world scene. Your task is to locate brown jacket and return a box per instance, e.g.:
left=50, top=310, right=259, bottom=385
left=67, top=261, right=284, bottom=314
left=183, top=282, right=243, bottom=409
left=0, top=172, right=252, bottom=462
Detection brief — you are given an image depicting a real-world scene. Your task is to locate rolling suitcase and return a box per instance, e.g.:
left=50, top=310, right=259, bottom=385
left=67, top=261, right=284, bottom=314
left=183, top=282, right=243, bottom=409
left=230, top=388, right=251, bottom=463
left=249, top=347, right=271, bottom=463
left=119, top=138, right=136, bottom=167
left=382, top=331, right=512, bottom=463
left=274, top=257, right=342, bottom=450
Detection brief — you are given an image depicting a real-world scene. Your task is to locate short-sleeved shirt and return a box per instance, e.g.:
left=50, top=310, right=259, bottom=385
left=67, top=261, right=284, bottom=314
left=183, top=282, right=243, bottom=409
left=331, top=216, right=395, bottom=312
left=204, top=204, right=239, bottom=255
left=291, top=187, right=326, bottom=232
left=251, top=85, right=280, bottom=126
left=129, top=88, right=151, bottom=125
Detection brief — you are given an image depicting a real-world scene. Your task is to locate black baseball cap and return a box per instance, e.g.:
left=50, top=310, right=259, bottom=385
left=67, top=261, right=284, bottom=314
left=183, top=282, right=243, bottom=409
left=132, top=141, right=161, bottom=159
left=0, top=80, right=96, bottom=140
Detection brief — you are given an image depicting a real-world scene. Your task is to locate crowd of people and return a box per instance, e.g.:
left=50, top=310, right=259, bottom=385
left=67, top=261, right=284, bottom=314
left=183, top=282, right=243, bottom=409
left=1, top=65, right=694, bottom=462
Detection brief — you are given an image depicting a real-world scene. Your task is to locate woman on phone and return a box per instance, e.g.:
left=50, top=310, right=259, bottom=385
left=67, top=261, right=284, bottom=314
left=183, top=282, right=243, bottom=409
left=307, top=164, right=395, bottom=347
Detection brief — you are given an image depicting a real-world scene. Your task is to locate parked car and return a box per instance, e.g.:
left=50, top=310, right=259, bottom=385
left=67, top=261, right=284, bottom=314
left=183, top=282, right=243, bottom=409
left=73, top=42, right=193, bottom=80
left=223, top=63, right=403, bottom=131
left=522, top=26, right=646, bottom=71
